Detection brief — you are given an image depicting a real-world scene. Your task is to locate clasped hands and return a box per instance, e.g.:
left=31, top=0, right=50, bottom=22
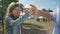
left=23, top=4, right=38, bottom=15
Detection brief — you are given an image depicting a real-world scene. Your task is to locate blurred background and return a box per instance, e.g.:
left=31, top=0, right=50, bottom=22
left=0, top=0, right=60, bottom=34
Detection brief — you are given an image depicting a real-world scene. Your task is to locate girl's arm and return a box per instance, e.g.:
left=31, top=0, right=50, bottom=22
left=6, top=13, right=29, bottom=26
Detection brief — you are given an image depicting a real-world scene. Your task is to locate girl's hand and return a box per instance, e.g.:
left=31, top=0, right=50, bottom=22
left=29, top=4, right=38, bottom=15
left=23, top=8, right=29, bottom=13
left=23, top=4, right=38, bottom=15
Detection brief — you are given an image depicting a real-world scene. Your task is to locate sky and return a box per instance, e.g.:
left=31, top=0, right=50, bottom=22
left=18, top=0, right=60, bottom=11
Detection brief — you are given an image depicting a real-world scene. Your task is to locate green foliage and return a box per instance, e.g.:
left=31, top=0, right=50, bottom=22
left=48, top=8, right=53, bottom=12
left=42, top=8, right=53, bottom=12
left=2, top=0, right=18, bottom=16
left=42, top=18, right=47, bottom=22
left=0, top=0, right=18, bottom=20
left=42, top=8, right=47, bottom=12
left=36, top=18, right=40, bottom=22
left=19, top=3, right=24, bottom=12
left=0, top=0, right=18, bottom=34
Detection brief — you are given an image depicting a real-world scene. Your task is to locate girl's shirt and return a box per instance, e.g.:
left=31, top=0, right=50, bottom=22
left=6, top=13, right=29, bottom=34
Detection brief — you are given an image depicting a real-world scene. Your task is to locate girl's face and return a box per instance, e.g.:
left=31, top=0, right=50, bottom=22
left=12, top=6, right=20, bottom=17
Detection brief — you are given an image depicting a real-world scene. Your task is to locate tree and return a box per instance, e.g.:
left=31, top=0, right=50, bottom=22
left=19, top=3, right=24, bottom=11
left=0, top=0, right=18, bottom=34
left=48, top=8, right=53, bottom=12
left=42, top=8, right=47, bottom=12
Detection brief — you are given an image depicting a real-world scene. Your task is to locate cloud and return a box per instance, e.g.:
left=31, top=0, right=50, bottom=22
left=47, top=2, right=56, bottom=5
left=38, top=8, right=42, bottom=10
left=51, top=2, right=56, bottom=5
left=59, top=2, right=60, bottom=4
left=24, top=4, right=31, bottom=8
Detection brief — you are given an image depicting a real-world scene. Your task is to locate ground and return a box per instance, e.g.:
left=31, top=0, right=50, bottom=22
left=0, top=19, right=55, bottom=34
left=22, top=19, right=55, bottom=34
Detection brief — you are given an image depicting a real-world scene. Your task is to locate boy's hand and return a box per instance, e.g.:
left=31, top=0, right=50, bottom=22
left=23, top=4, right=38, bottom=15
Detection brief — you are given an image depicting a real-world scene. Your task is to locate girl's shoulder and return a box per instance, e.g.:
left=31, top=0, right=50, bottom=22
left=6, top=16, right=11, bottom=19
left=5, top=16, right=12, bottom=21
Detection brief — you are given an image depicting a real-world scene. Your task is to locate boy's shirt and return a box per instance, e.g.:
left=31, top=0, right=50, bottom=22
left=50, top=5, right=60, bottom=34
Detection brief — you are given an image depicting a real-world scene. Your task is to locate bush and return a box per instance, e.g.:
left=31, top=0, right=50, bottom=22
left=36, top=18, right=40, bottom=22
left=43, top=18, right=47, bottom=22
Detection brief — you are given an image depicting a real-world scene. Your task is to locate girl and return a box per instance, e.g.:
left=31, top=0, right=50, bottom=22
left=5, top=2, right=34, bottom=34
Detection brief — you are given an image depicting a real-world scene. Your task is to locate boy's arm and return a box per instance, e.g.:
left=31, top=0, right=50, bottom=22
left=36, top=10, right=52, bottom=20
left=30, top=4, right=52, bottom=20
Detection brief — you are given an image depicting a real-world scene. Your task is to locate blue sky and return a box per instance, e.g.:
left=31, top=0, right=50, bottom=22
left=18, top=0, right=60, bottom=11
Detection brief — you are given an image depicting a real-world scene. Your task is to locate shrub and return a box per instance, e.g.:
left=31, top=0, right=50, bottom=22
left=36, top=18, right=40, bottom=22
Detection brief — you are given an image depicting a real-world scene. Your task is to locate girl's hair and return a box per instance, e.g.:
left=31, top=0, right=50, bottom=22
left=5, top=2, right=19, bottom=18
left=4, top=2, right=20, bottom=34
left=4, top=2, right=16, bottom=34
